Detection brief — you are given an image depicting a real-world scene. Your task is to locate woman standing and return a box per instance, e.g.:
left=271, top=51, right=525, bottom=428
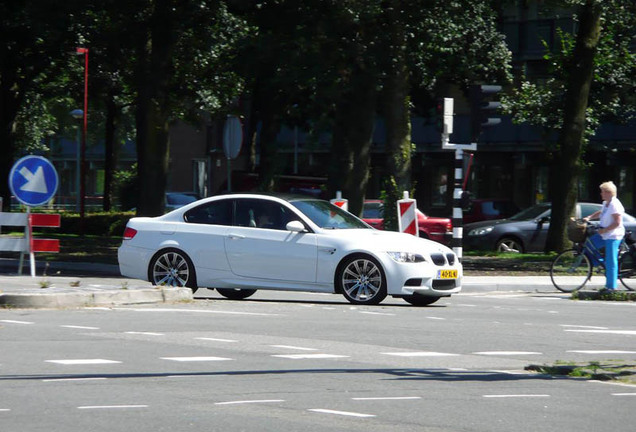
left=584, top=181, right=625, bottom=291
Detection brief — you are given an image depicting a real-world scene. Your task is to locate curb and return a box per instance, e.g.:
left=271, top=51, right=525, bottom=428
left=0, top=287, right=192, bottom=309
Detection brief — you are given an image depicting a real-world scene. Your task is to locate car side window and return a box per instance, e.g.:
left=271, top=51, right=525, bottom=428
left=234, top=199, right=292, bottom=230
left=580, top=203, right=600, bottom=219
left=183, top=200, right=231, bottom=226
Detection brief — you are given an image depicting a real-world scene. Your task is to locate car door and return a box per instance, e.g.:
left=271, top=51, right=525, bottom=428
left=224, top=198, right=318, bottom=283
left=523, top=210, right=551, bottom=252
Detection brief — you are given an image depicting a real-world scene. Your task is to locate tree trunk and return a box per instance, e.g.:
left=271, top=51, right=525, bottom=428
left=134, top=0, right=175, bottom=216
left=0, top=73, right=22, bottom=211
left=102, top=92, right=118, bottom=212
left=545, top=1, right=602, bottom=252
left=383, top=2, right=411, bottom=194
left=327, top=67, right=377, bottom=216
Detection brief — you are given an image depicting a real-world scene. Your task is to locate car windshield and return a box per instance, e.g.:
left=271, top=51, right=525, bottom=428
left=291, top=199, right=370, bottom=229
left=508, top=203, right=551, bottom=221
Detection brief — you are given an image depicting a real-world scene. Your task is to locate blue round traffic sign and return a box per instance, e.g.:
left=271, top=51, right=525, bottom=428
left=9, top=155, right=59, bottom=207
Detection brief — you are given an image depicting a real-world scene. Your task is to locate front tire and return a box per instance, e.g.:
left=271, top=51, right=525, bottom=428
left=550, top=249, right=591, bottom=292
left=337, top=255, right=387, bottom=305
left=216, top=288, right=257, bottom=300
left=148, top=248, right=198, bottom=293
left=496, top=237, right=524, bottom=253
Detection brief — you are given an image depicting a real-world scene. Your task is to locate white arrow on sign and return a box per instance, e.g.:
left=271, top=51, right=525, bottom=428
left=19, top=166, right=48, bottom=194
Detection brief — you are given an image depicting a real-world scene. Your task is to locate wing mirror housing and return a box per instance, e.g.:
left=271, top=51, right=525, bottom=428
left=286, top=220, right=306, bottom=232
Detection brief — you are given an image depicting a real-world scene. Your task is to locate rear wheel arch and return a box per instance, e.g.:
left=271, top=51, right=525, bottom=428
left=147, top=247, right=198, bottom=293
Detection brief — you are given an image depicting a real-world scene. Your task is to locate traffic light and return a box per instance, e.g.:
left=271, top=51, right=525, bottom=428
left=436, top=98, right=454, bottom=135
left=470, top=84, right=502, bottom=142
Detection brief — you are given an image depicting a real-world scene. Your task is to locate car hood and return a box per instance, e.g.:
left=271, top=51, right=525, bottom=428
left=464, top=218, right=516, bottom=230
left=322, top=228, right=454, bottom=255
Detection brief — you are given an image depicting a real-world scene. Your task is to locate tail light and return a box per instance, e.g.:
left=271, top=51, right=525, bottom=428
left=445, top=221, right=453, bottom=233
left=123, top=227, right=138, bottom=240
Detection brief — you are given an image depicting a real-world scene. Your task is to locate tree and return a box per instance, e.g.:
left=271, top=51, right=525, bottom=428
left=0, top=1, right=78, bottom=211
left=504, top=0, right=636, bottom=252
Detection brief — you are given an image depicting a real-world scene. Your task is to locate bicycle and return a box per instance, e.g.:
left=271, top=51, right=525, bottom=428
left=550, top=220, right=636, bottom=292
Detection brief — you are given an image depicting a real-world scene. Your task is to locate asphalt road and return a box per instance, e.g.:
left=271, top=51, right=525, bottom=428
left=1, top=291, right=635, bottom=431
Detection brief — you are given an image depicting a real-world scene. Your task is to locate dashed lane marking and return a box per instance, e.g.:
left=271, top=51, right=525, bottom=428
left=0, top=320, right=33, bottom=325
left=564, top=330, right=636, bottom=335
left=60, top=325, right=100, bottom=330
left=612, top=393, right=636, bottom=397
left=78, top=405, right=148, bottom=410
left=272, top=354, right=349, bottom=359
left=351, top=397, right=421, bottom=401
left=567, top=350, right=636, bottom=354
left=43, top=378, right=107, bottom=382
left=309, top=409, right=375, bottom=418
left=472, top=351, right=542, bottom=356
left=270, top=345, right=318, bottom=351
left=161, top=356, right=231, bottom=362
left=215, top=400, right=285, bottom=405
left=561, top=324, right=608, bottom=330
left=195, top=337, right=238, bottom=343
left=483, top=394, right=550, bottom=398
left=125, top=331, right=165, bottom=336
left=382, top=352, right=459, bottom=357
left=46, top=359, right=122, bottom=365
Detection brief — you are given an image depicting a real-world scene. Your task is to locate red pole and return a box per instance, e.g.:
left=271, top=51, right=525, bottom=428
left=76, top=47, right=88, bottom=234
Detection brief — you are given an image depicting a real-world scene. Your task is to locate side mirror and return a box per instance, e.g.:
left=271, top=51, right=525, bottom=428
left=286, top=220, right=306, bottom=233
left=537, top=216, right=550, bottom=224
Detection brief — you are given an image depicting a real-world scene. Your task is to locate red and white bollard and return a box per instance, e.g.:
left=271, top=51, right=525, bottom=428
left=397, top=191, right=418, bottom=236
left=330, top=191, right=348, bottom=212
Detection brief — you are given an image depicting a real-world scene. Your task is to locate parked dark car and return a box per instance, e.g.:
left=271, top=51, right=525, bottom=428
left=464, top=202, right=636, bottom=253
left=362, top=200, right=452, bottom=245
left=463, top=198, right=520, bottom=224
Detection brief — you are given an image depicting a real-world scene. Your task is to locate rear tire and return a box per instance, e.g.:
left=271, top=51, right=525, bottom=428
left=148, top=248, right=198, bottom=293
left=619, top=251, right=636, bottom=291
left=496, top=237, right=523, bottom=253
left=550, top=249, right=591, bottom=292
left=216, top=288, right=257, bottom=300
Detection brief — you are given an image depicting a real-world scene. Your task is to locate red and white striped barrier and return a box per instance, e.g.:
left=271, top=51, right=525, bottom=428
left=397, top=192, right=418, bottom=236
left=0, top=212, right=60, bottom=276
left=330, top=191, right=348, bottom=212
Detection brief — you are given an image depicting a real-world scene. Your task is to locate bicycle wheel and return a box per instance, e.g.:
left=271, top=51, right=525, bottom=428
left=619, top=251, right=636, bottom=291
left=550, top=249, right=592, bottom=292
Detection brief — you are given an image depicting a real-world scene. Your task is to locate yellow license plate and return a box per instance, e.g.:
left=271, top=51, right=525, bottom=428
left=438, top=270, right=457, bottom=279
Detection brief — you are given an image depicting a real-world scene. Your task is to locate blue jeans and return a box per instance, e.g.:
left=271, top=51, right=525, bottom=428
left=589, top=234, right=621, bottom=289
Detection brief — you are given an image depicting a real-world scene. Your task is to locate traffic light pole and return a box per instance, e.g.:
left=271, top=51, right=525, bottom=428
left=440, top=97, right=476, bottom=261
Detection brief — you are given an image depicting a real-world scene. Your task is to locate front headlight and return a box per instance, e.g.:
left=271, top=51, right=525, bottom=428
left=468, top=226, right=494, bottom=236
left=387, top=252, right=426, bottom=263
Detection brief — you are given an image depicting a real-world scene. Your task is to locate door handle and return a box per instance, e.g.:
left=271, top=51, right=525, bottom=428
left=227, top=234, right=246, bottom=240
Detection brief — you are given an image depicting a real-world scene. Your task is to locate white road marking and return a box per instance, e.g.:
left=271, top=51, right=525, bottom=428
left=567, top=350, right=636, bottom=354
left=483, top=394, right=550, bottom=398
left=78, top=405, right=148, bottom=410
left=382, top=351, right=459, bottom=357
left=0, top=409, right=11, bottom=412
left=309, top=409, right=375, bottom=418
left=161, top=356, right=231, bottom=362
left=215, top=400, right=285, bottom=405
left=1, top=320, right=33, bottom=324
left=612, top=393, right=636, bottom=397
left=125, top=331, right=164, bottom=336
left=427, top=317, right=446, bottom=320
left=270, top=345, right=318, bottom=351
left=561, top=324, right=608, bottom=330
left=489, top=370, right=532, bottom=375
left=272, top=354, right=348, bottom=359
left=352, top=396, right=421, bottom=401
left=60, top=325, right=100, bottom=330
left=565, top=329, right=636, bottom=335
left=121, top=308, right=279, bottom=317
left=46, top=359, right=121, bottom=365
left=359, top=311, right=395, bottom=316
left=43, top=378, right=107, bottom=382
left=473, top=351, right=542, bottom=356
left=196, top=337, right=238, bottom=343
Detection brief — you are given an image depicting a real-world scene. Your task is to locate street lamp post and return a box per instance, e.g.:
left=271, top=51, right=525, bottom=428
left=70, top=109, right=83, bottom=211
left=76, top=47, right=88, bottom=233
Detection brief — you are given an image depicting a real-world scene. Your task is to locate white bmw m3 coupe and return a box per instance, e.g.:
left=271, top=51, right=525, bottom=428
left=118, top=193, right=462, bottom=306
